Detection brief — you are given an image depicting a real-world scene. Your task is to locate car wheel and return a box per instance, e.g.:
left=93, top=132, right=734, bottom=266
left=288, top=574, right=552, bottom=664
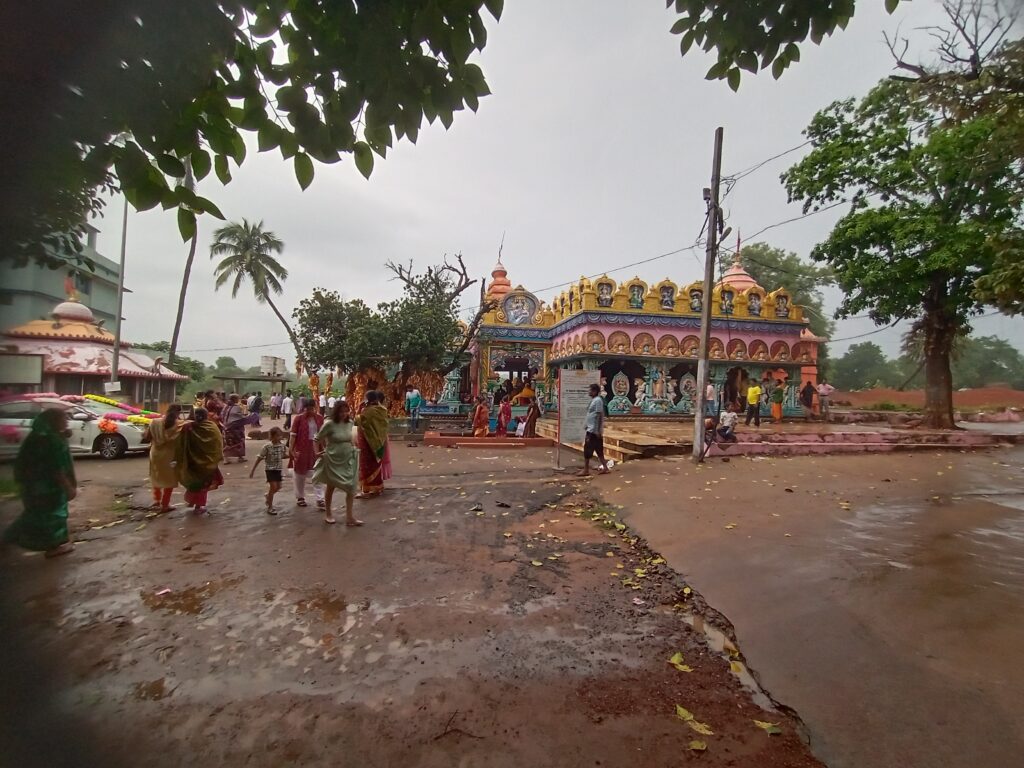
left=95, top=434, right=127, bottom=460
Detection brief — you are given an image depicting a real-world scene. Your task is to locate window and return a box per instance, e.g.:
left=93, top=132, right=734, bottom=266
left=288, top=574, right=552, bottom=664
left=0, top=402, right=42, bottom=420
left=54, top=375, right=84, bottom=395
left=73, top=271, right=92, bottom=296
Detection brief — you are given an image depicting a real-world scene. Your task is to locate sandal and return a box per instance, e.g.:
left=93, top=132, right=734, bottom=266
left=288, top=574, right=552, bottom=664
left=296, top=498, right=307, bottom=507
left=324, top=516, right=337, bottom=525
left=346, top=519, right=364, bottom=527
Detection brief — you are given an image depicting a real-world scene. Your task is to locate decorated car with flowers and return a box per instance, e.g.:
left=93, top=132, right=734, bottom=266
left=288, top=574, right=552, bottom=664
left=0, top=394, right=155, bottom=460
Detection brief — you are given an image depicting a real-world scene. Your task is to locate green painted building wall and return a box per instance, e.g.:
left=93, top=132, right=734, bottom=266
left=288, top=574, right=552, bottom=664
left=0, top=226, right=122, bottom=331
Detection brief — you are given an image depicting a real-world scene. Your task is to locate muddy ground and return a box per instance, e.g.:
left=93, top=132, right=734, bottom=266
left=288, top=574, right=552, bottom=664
left=602, top=447, right=1024, bottom=768
left=0, top=444, right=819, bottom=768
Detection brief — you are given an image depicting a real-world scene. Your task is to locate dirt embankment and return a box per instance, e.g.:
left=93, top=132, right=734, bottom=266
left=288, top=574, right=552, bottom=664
left=836, top=386, right=1024, bottom=409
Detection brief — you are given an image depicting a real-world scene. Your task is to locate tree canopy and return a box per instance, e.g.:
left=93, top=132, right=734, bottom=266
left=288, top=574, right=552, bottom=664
left=6, top=0, right=501, bottom=269
left=664, top=0, right=903, bottom=90
left=293, top=256, right=489, bottom=379
left=782, top=69, right=1022, bottom=426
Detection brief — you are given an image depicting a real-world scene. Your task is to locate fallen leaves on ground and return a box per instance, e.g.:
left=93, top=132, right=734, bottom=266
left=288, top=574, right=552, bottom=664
left=753, top=719, right=782, bottom=735
left=688, top=740, right=707, bottom=752
left=668, top=651, right=693, bottom=673
left=676, top=705, right=714, bottom=735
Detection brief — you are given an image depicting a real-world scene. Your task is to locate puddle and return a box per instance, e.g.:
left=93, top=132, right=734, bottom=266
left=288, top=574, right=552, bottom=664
left=295, top=589, right=347, bottom=623
left=681, top=612, right=775, bottom=711
left=141, top=576, right=244, bottom=615
left=133, top=677, right=173, bottom=700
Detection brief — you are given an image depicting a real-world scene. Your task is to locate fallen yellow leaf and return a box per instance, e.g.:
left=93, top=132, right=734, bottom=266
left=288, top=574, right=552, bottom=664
left=753, top=719, right=782, bottom=735
left=688, top=740, right=707, bottom=752
left=676, top=705, right=714, bottom=735
left=531, top=560, right=543, bottom=567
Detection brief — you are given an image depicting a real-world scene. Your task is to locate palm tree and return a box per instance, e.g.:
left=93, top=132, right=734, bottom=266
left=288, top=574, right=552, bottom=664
left=169, top=161, right=198, bottom=366
left=209, top=219, right=302, bottom=363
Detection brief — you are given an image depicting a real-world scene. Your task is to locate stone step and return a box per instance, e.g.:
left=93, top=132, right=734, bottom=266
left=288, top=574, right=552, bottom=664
left=706, top=441, right=994, bottom=457
left=732, top=430, right=1005, bottom=446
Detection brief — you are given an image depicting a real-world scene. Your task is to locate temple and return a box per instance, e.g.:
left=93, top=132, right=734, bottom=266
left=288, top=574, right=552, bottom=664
left=431, top=255, right=823, bottom=419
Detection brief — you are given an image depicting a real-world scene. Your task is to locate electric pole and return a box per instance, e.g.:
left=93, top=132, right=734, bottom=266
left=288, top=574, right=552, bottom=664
left=692, top=127, right=723, bottom=462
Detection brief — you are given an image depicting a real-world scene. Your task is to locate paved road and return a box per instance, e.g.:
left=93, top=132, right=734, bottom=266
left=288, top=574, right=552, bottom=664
left=606, top=447, right=1024, bottom=768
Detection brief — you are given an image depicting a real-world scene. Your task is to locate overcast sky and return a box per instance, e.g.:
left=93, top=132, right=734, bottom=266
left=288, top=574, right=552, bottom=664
left=94, top=0, right=1023, bottom=368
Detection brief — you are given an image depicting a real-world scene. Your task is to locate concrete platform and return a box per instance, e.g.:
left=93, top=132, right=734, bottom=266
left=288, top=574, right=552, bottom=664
left=535, top=417, right=1019, bottom=461
left=421, top=431, right=553, bottom=449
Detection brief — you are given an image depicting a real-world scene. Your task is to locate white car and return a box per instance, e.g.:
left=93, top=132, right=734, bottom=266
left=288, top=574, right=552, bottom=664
left=0, top=397, right=150, bottom=460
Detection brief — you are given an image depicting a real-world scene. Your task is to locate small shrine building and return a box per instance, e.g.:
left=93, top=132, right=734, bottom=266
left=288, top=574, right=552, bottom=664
left=457, top=257, right=822, bottom=417
left=1, top=297, right=186, bottom=409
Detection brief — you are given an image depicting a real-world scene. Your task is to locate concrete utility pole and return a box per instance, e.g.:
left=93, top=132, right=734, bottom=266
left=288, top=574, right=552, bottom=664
left=692, top=127, right=723, bottom=462
left=110, top=196, right=128, bottom=388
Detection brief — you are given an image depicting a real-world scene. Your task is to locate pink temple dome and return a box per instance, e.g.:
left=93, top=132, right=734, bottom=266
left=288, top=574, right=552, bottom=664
left=487, top=258, right=512, bottom=298
left=716, top=259, right=761, bottom=292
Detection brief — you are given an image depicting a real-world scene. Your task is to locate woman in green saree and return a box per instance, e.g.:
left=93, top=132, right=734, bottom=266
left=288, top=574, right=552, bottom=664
left=3, top=408, right=77, bottom=557
left=175, top=407, right=224, bottom=514
left=355, top=390, right=391, bottom=498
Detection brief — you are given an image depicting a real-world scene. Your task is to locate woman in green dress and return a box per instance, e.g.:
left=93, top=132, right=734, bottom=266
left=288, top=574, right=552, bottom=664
left=312, top=400, right=361, bottom=526
left=3, top=408, right=77, bottom=557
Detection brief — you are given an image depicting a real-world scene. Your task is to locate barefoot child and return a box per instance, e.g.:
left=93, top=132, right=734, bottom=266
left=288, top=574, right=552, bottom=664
left=250, top=427, right=287, bottom=515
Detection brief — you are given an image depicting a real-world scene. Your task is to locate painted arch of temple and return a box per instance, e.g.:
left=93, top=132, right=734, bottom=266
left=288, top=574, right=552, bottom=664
left=434, top=256, right=824, bottom=417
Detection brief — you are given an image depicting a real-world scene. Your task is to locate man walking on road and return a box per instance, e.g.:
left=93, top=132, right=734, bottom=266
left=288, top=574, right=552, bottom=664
left=744, top=379, right=762, bottom=427
left=281, top=390, right=294, bottom=429
left=578, top=383, right=610, bottom=476
left=817, top=379, right=835, bottom=422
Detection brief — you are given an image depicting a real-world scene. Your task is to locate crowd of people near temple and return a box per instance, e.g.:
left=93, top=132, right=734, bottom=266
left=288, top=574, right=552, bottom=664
left=1, top=388, right=397, bottom=557
left=3, top=371, right=837, bottom=558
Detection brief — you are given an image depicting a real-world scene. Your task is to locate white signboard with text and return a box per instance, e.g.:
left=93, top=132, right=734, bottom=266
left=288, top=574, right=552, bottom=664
left=557, top=369, right=601, bottom=447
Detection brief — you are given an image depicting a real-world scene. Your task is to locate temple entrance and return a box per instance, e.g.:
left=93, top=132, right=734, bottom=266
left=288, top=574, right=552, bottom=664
left=725, top=366, right=749, bottom=410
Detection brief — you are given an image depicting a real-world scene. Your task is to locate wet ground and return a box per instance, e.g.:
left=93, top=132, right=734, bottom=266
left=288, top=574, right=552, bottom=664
left=604, top=447, right=1024, bottom=768
left=0, top=441, right=820, bottom=768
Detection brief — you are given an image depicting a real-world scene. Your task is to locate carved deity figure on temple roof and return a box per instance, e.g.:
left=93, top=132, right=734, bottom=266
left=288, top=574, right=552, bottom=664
left=597, top=282, right=613, bottom=307
left=629, top=284, right=644, bottom=309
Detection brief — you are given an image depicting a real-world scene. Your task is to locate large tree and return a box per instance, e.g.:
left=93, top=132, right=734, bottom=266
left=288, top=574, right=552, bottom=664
left=831, top=342, right=901, bottom=390
left=210, top=219, right=302, bottom=364
left=293, top=255, right=492, bottom=408
left=782, top=67, right=1021, bottom=427
left=5, top=1, right=501, bottom=269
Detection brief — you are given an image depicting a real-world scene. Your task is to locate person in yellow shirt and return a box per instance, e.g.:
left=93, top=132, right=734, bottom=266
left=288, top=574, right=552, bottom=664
left=745, top=380, right=762, bottom=427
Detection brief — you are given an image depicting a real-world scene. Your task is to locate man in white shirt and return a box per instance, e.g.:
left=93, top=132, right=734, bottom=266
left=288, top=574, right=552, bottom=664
left=716, top=403, right=739, bottom=442
left=246, top=392, right=256, bottom=410
left=705, top=382, right=717, bottom=415
left=816, top=379, right=836, bottom=422
left=281, top=390, right=294, bottom=429
left=578, top=383, right=610, bottom=476
left=327, top=394, right=336, bottom=410
left=319, top=392, right=327, bottom=412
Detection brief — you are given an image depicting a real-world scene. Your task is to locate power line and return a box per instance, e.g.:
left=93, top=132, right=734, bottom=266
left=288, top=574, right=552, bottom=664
left=178, top=340, right=294, bottom=353
left=722, top=139, right=813, bottom=184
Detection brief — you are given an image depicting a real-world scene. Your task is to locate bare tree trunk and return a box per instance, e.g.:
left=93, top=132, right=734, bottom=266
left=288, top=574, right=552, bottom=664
left=264, top=294, right=303, bottom=364
left=169, top=164, right=197, bottom=366
left=921, top=280, right=957, bottom=429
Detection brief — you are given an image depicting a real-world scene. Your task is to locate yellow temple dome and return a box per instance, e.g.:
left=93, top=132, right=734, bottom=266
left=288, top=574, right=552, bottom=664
left=6, top=298, right=115, bottom=342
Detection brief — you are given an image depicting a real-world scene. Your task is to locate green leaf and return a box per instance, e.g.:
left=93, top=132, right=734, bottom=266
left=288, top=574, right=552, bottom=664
left=294, top=152, right=314, bottom=190
left=484, top=0, right=503, bottom=20
left=353, top=141, right=374, bottom=179
left=670, top=18, right=689, bottom=35
left=156, top=153, right=186, bottom=178
left=679, top=30, right=696, bottom=56
left=727, top=67, right=741, bottom=91
left=884, top=0, right=899, bottom=13
left=784, top=42, right=801, bottom=63
left=177, top=207, right=196, bottom=242
left=214, top=154, right=231, bottom=185
left=190, top=149, right=211, bottom=181
left=737, top=51, right=759, bottom=73
left=193, top=195, right=225, bottom=219
left=258, top=122, right=280, bottom=152
left=772, top=57, right=787, bottom=79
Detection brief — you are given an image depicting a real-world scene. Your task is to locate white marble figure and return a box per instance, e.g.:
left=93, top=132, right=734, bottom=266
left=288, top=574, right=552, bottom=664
left=633, top=378, right=648, bottom=409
